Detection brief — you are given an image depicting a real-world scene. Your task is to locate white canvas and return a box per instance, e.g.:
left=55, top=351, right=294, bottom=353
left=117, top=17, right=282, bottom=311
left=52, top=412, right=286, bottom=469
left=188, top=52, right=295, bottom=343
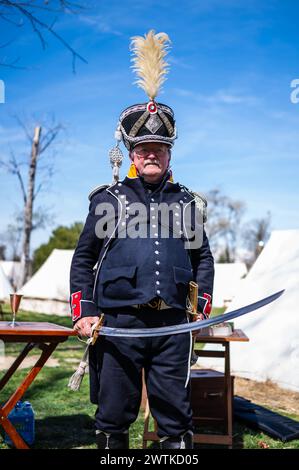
left=0, top=264, right=13, bottom=301
left=197, top=230, right=299, bottom=392
left=20, top=249, right=74, bottom=316
left=213, top=263, right=247, bottom=307
left=0, top=261, right=21, bottom=288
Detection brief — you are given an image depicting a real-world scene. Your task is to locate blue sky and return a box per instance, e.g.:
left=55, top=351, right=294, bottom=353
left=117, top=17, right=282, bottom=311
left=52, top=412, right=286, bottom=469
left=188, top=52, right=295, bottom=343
left=0, top=0, right=298, bottom=254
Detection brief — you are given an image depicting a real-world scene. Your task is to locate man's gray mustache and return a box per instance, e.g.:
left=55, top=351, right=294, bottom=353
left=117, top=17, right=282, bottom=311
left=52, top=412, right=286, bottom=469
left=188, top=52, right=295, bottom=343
left=144, top=161, right=160, bottom=167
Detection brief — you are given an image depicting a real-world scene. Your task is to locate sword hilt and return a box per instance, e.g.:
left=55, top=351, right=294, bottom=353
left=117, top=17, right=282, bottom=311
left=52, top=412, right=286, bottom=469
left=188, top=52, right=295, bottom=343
left=187, top=281, right=199, bottom=320
left=91, top=313, right=105, bottom=345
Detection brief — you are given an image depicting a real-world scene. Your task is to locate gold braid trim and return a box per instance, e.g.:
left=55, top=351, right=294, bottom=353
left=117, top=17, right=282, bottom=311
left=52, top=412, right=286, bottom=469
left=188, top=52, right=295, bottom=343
left=158, top=110, right=174, bottom=136
left=129, top=111, right=150, bottom=137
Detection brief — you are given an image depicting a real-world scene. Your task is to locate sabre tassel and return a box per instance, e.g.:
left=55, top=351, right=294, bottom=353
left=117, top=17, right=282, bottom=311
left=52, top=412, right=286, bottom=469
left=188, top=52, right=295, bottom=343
left=67, top=344, right=89, bottom=391
left=68, top=314, right=104, bottom=391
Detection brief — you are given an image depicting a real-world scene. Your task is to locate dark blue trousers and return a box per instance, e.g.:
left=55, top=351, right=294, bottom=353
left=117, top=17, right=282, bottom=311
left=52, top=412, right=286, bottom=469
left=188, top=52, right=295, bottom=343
left=92, top=307, right=193, bottom=438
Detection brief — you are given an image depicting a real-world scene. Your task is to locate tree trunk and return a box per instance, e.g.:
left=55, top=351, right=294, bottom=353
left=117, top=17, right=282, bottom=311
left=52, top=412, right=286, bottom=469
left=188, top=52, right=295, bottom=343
left=18, top=126, right=42, bottom=288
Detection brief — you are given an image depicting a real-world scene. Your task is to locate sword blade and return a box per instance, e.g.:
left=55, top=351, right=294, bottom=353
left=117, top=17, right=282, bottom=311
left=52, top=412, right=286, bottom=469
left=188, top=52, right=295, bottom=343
left=100, top=290, right=284, bottom=338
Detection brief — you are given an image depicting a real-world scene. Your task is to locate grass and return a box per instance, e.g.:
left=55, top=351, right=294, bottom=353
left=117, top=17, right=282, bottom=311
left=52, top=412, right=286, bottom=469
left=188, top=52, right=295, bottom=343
left=0, top=306, right=298, bottom=449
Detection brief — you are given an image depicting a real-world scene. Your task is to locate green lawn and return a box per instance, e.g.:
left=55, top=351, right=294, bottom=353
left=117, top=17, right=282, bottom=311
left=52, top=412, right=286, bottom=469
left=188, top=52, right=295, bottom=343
left=0, top=306, right=298, bottom=449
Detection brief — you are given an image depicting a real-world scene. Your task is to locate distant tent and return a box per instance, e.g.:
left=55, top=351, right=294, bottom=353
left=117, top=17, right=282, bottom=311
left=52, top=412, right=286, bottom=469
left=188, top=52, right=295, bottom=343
left=0, top=264, right=13, bottom=301
left=197, top=230, right=299, bottom=392
left=213, top=263, right=247, bottom=307
left=20, top=249, right=74, bottom=315
left=0, top=261, right=21, bottom=289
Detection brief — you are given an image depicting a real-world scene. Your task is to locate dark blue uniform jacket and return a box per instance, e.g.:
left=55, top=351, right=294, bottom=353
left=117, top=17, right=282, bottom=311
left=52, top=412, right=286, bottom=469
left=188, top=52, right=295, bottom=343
left=70, top=170, right=214, bottom=323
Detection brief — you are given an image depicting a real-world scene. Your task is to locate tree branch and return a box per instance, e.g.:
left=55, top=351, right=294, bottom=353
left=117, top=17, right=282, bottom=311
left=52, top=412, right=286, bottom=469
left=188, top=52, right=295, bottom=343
left=9, top=151, right=27, bottom=204
left=0, top=150, right=28, bottom=204
left=0, top=56, right=27, bottom=69
left=39, top=124, right=63, bottom=153
left=33, top=181, right=43, bottom=201
left=13, top=114, right=33, bottom=142
left=1, top=0, right=88, bottom=72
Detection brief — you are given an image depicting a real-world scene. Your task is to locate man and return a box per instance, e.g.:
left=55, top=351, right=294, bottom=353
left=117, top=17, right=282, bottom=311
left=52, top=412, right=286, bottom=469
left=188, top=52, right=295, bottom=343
left=70, top=31, right=214, bottom=449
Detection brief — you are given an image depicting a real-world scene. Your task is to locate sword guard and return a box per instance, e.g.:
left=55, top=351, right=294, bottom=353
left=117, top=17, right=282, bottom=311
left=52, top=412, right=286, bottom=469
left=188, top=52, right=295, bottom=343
left=187, top=281, right=199, bottom=321
left=91, top=313, right=105, bottom=345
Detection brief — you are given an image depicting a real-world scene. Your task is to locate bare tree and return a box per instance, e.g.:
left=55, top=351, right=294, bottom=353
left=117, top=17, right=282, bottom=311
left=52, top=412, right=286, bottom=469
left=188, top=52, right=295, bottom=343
left=0, top=219, right=22, bottom=260
left=205, top=188, right=246, bottom=262
left=242, top=212, right=271, bottom=268
left=0, top=207, right=53, bottom=262
left=0, top=116, right=63, bottom=286
left=0, top=244, right=6, bottom=260
left=0, top=0, right=87, bottom=71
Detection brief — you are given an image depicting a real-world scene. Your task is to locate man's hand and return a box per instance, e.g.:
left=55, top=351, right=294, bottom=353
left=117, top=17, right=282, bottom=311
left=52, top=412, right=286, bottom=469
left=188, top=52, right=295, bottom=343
left=191, top=312, right=205, bottom=338
left=194, top=312, right=205, bottom=322
left=74, top=316, right=100, bottom=338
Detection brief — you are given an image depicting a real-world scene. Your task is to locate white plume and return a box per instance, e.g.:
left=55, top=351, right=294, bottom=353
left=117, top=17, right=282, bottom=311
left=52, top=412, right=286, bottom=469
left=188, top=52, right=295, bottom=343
left=130, top=30, right=171, bottom=101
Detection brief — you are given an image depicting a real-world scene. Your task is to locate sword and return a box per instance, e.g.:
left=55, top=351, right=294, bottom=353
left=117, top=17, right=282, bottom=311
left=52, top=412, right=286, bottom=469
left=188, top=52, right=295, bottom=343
left=98, top=290, right=284, bottom=338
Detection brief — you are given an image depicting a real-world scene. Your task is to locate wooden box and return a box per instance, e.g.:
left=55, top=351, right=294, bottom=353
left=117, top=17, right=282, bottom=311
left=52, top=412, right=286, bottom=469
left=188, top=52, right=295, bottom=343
left=190, top=369, right=234, bottom=428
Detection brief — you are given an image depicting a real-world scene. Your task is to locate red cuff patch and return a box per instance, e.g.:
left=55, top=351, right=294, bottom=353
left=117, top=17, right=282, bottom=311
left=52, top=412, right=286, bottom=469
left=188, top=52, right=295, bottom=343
left=203, top=293, right=212, bottom=317
left=71, top=291, right=82, bottom=322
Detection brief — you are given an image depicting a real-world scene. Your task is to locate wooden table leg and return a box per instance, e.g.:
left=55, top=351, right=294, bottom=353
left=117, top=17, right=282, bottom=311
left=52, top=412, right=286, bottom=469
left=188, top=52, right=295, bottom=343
left=2, top=342, right=58, bottom=416
left=225, top=342, right=233, bottom=448
left=0, top=408, right=29, bottom=449
left=0, top=341, right=59, bottom=449
left=0, top=343, right=35, bottom=392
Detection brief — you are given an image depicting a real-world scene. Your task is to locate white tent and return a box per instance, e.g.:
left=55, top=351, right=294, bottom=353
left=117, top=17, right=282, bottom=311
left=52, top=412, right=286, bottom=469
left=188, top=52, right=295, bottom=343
left=0, top=261, right=21, bottom=288
left=197, top=230, right=299, bottom=392
left=213, top=263, right=247, bottom=307
left=0, top=264, right=13, bottom=301
left=20, top=249, right=74, bottom=315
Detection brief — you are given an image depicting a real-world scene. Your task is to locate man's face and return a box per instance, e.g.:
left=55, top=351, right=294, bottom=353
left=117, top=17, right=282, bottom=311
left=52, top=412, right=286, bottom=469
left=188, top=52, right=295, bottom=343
left=130, top=142, right=171, bottom=183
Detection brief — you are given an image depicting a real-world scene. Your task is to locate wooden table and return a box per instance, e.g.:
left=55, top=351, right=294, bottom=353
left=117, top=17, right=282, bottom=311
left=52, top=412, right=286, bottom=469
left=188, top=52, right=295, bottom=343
left=192, top=329, right=249, bottom=447
left=0, top=321, right=76, bottom=449
left=142, top=329, right=249, bottom=448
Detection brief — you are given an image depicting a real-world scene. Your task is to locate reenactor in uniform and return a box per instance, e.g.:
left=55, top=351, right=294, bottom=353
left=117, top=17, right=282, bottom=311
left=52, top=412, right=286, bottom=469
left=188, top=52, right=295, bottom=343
left=70, top=31, right=214, bottom=449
